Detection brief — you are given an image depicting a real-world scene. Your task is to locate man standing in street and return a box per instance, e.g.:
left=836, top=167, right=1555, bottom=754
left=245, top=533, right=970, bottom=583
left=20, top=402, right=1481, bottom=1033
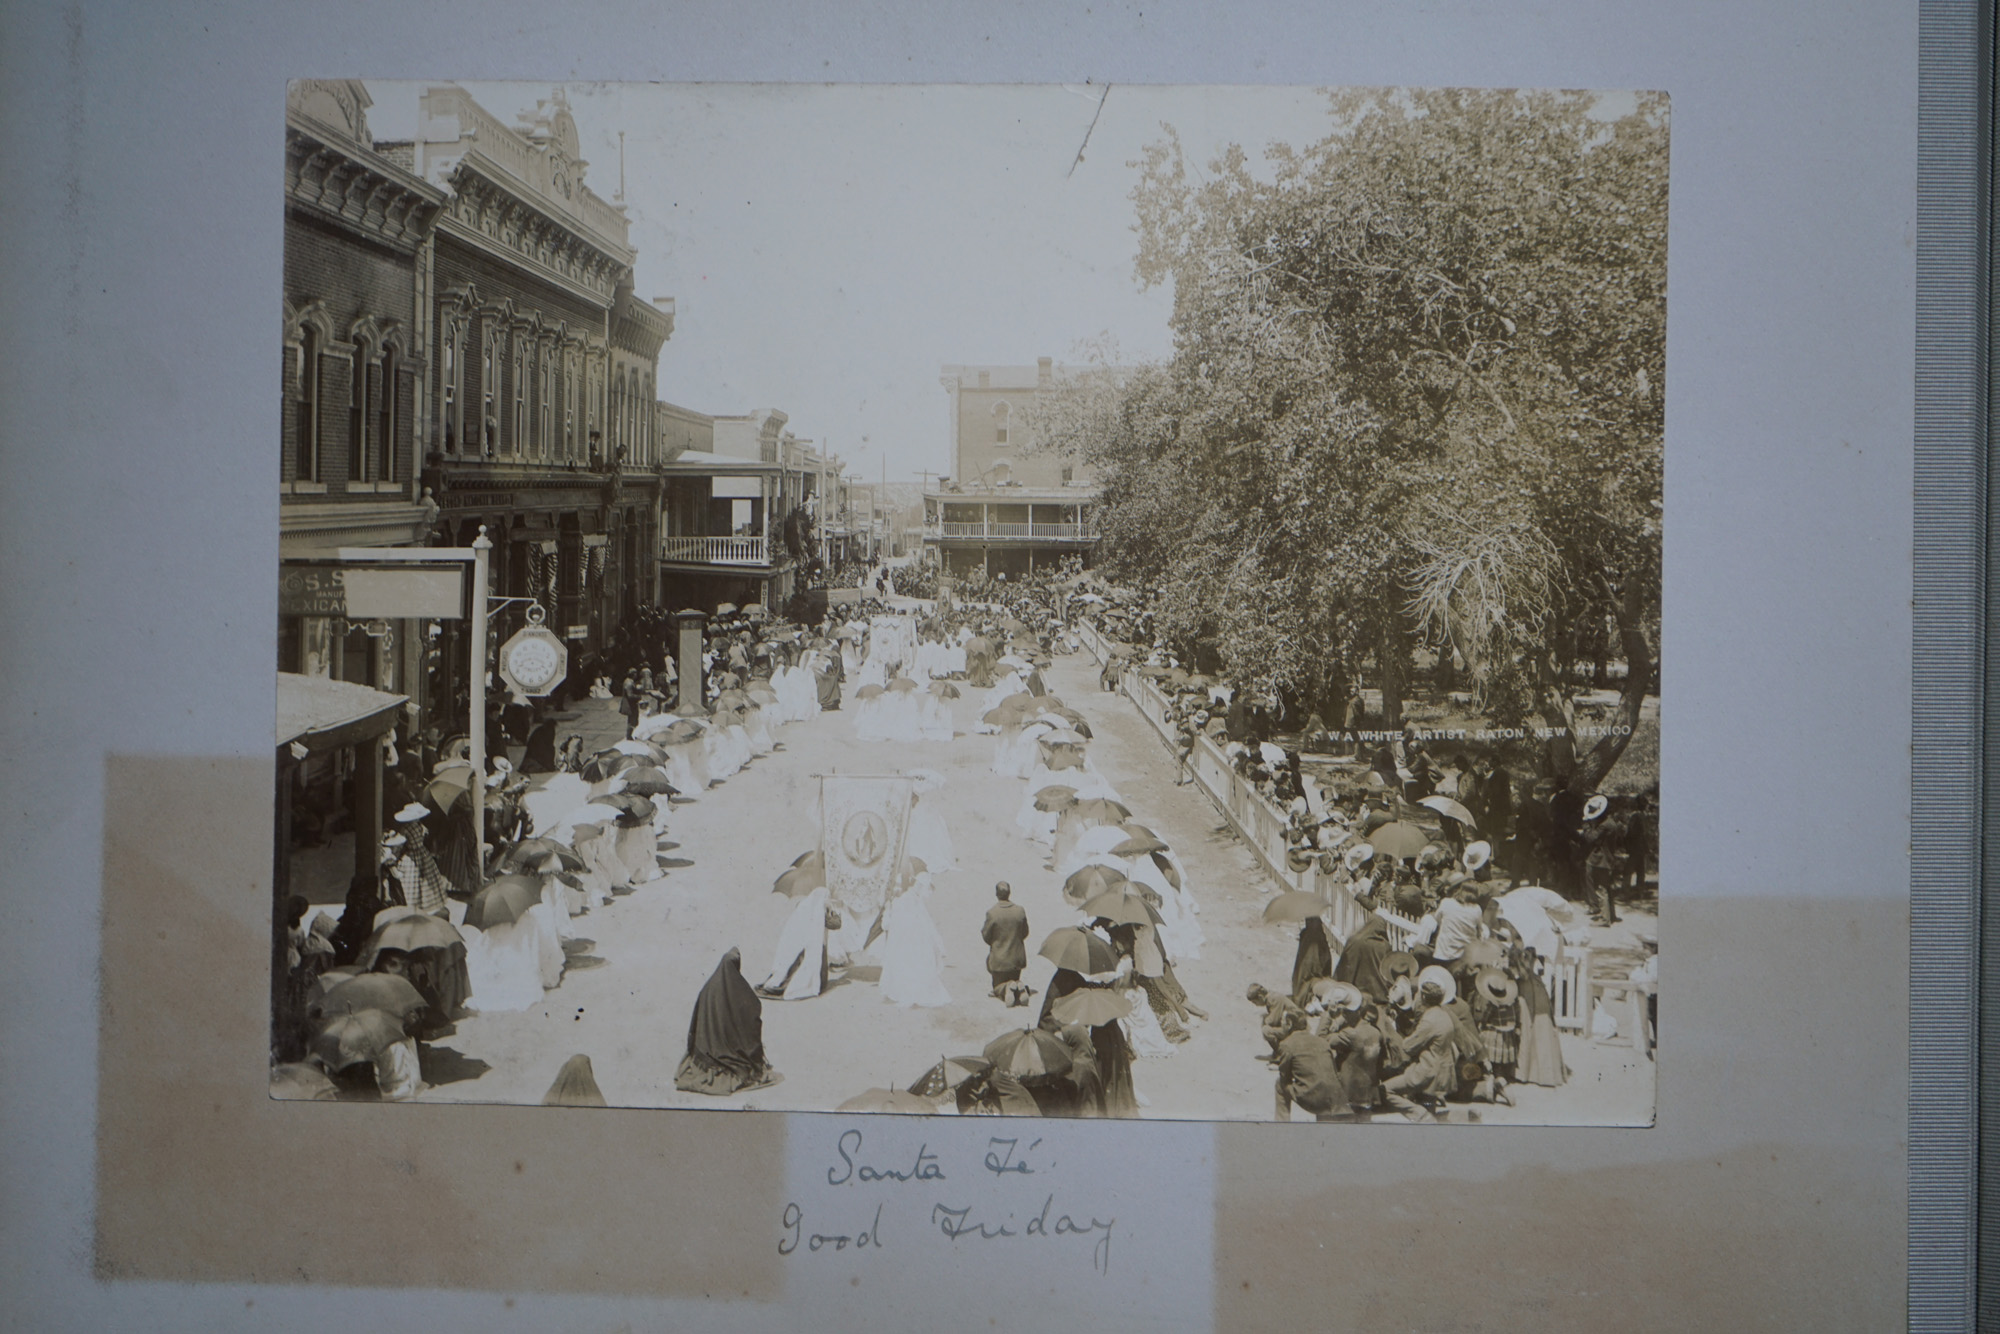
left=980, top=882, right=1030, bottom=998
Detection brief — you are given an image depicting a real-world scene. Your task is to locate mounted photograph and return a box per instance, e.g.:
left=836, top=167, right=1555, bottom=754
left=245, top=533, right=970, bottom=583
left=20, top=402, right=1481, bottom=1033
left=273, top=80, right=1664, bottom=1125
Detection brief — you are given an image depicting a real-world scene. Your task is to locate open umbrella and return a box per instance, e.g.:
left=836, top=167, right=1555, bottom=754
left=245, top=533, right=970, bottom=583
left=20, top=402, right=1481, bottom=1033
left=1062, top=863, right=1128, bottom=907
left=595, top=791, right=658, bottom=825
left=982, top=1028, right=1073, bottom=1083
left=715, top=602, right=739, bottom=615
left=610, top=765, right=678, bottom=797
left=774, top=851, right=825, bottom=898
left=907, top=1055, right=991, bottom=1100
left=1368, top=821, right=1432, bottom=860
left=837, top=1087, right=936, bottom=1114
left=1262, top=891, right=1330, bottom=925
left=1418, top=795, right=1478, bottom=828
left=580, top=751, right=641, bottom=783
left=423, top=768, right=472, bottom=814
left=362, top=911, right=464, bottom=961
left=502, top=837, right=586, bottom=873
left=1052, top=987, right=1132, bottom=1026
left=1038, top=925, right=1120, bottom=974
left=854, top=684, right=886, bottom=701
left=612, top=738, right=669, bottom=761
left=1148, top=851, right=1183, bottom=892
left=929, top=681, right=961, bottom=699
left=1069, top=797, right=1132, bottom=827
left=888, top=677, right=919, bottom=693
left=1082, top=889, right=1159, bottom=927
left=309, top=1008, right=408, bottom=1071
left=311, top=973, right=429, bottom=1024
left=1033, top=784, right=1079, bottom=812
left=464, top=875, right=546, bottom=930
left=714, top=689, right=751, bottom=710
left=1111, top=830, right=1169, bottom=857
left=1041, top=728, right=1087, bottom=747
left=270, top=1062, right=340, bottom=1101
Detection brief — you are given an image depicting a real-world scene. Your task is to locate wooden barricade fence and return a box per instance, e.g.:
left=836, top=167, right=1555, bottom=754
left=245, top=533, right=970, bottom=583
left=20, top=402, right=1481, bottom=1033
left=1076, top=615, right=1593, bottom=1033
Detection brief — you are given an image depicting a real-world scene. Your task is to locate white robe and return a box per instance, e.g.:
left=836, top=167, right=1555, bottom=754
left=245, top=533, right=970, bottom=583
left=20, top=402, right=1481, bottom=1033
left=462, top=902, right=565, bottom=1012
left=877, top=882, right=951, bottom=1008
left=906, top=800, right=957, bottom=873
left=761, top=887, right=831, bottom=1000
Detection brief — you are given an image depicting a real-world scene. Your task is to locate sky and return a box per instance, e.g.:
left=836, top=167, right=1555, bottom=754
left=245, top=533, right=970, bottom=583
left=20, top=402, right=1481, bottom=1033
left=363, top=81, right=1341, bottom=486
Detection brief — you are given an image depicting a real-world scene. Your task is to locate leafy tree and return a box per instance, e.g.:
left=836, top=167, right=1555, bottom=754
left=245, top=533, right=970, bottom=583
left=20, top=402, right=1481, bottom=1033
left=1047, top=88, right=1665, bottom=787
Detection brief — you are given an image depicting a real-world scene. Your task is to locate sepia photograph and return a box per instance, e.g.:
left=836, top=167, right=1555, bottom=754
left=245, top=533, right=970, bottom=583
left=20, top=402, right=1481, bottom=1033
left=274, top=79, right=1664, bottom=1125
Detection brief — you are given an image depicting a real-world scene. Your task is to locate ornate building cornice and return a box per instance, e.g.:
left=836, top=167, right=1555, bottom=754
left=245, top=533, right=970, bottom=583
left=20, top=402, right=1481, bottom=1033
left=437, top=156, right=630, bottom=309
left=285, top=112, right=445, bottom=254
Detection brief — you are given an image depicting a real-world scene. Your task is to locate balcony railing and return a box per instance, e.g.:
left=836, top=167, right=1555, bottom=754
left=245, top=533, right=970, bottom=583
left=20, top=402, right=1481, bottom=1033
left=930, top=521, right=1093, bottom=541
left=661, top=534, right=770, bottom=566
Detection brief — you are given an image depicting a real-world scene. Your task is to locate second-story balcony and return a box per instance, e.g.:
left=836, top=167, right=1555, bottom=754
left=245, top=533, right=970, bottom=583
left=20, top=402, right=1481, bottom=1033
left=661, top=534, right=771, bottom=567
left=930, top=520, right=1093, bottom=541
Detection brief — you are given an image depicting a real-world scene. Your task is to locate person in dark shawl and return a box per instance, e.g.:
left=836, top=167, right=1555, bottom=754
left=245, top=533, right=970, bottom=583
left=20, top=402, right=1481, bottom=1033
left=1290, top=916, right=1334, bottom=1003
left=1513, top=949, right=1569, bottom=1087
left=1092, top=1018, right=1139, bottom=1117
left=1037, top=966, right=1089, bottom=1032
left=521, top=718, right=559, bottom=774
left=543, top=1053, right=608, bottom=1106
left=330, top=869, right=390, bottom=967
left=674, top=948, right=776, bottom=1095
left=1057, top=1023, right=1105, bottom=1117
left=429, top=794, right=483, bottom=897
left=1332, top=914, right=1395, bottom=1003
left=964, top=634, right=998, bottom=688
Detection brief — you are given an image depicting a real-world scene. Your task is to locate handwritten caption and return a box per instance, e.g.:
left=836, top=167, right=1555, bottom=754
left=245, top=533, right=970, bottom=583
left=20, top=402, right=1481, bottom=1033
left=779, top=1128, right=1117, bottom=1274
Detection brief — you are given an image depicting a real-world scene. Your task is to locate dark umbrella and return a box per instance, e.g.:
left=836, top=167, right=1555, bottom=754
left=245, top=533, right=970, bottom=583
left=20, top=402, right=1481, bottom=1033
left=580, top=751, right=642, bottom=783
left=1038, top=925, right=1120, bottom=974
left=361, top=910, right=464, bottom=963
left=982, top=1027, right=1073, bottom=1083
left=464, top=875, right=546, bottom=930
left=1368, top=822, right=1431, bottom=860
left=311, top=973, right=429, bottom=1024
left=611, top=765, right=679, bottom=797
left=1069, top=798, right=1131, bottom=826
left=1149, top=851, right=1183, bottom=892
left=774, top=851, right=826, bottom=898
left=595, top=791, right=658, bottom=825
left=1112, top=831, right=1169, bottom=857
left=502, top=837, right=587, bottom=873
left=907, top=1055, right=992, bottom=1100
left=855, top=684, right=886, bottom=701
left=1052, top=988, right=1132, bottom=1026
left=929, top=681, right=962, bottom=699
left=270, top=1062, right=340, bottom=1101
left=309, top=1008, right=408, bottom=1071
left=1033, top=785, right=1079, bottom=812
left=1082, top=890, right=1159, bottom=927
left=1262, top=891, right=1330, bottom=925
left=1062, top=863, right=1128, bottom=908
left=837, top=1087, right=935, bottom=1114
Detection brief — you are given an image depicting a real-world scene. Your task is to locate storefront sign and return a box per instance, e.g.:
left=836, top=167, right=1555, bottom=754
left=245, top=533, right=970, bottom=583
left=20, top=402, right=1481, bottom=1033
left=280, top=562, right=467, bottom=620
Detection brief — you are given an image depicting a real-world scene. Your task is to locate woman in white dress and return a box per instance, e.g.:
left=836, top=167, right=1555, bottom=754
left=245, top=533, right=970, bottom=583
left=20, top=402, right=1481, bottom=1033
left=877, top=873, right=951, bottom=1008
left=462, top=899, right=565, bottom=1012
left=904, top=775, right=957, bottom=873
left=758, top=885, right=832, bottom=1000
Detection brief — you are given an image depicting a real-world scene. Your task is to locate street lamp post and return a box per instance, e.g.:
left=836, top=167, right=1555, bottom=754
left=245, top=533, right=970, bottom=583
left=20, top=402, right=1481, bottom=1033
left=468, top=526, right=492, bottom=865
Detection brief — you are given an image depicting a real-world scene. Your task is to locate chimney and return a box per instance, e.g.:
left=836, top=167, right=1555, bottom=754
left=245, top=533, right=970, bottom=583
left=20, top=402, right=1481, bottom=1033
left=1037, top=356, right=1053, bottom=388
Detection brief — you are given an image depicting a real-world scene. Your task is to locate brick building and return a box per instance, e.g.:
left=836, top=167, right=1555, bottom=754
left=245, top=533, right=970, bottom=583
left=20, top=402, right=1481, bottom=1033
left=399, top=84, right=675, bottom=715
left=280, top=79, right=446, bottom=690
left=925, top=359, right=1102, bottom=579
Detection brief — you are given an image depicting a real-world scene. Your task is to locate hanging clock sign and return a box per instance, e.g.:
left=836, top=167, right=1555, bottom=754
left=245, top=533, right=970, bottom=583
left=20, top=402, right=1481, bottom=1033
left=498, top=611, right=568, bottom=698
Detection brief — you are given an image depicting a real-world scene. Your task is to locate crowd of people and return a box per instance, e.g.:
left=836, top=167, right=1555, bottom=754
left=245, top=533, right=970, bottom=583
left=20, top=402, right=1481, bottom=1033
left=272, top=599, right=859, bottom=1102
left=276, top=558, right=1652, bottom=1120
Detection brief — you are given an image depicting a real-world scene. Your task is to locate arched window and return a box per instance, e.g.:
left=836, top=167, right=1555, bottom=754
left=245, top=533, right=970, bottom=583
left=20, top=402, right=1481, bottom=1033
left=378, top=344, right=397, bottom=481
left=296, top=328, right=320, bottom=481
left=564, top=352, right=578, bottom=459
left=539, top=350, right=553, bottom=459
left=351, top=336, right=372, bottom=482
left=440, top=330, right=458, bottom=453
left=520, top=336, right=536, bottom=456
left=481, top=325, right=498, bottom=455
left=993, top=401, right=1011, bottom=445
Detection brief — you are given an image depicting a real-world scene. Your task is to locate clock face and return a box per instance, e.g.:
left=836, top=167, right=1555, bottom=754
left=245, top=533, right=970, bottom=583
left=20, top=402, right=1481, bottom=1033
left=505, top=635, right=563, bottom=689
